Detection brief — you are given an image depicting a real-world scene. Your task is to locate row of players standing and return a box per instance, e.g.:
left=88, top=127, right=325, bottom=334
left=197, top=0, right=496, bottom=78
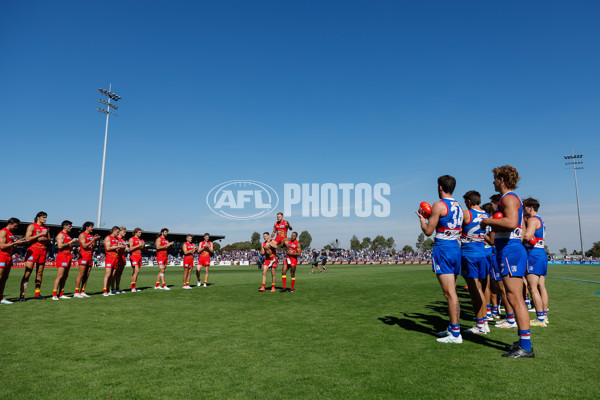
left=416, top=165, right=548, bottom=358
left=0, top=214, right=216, bottom=302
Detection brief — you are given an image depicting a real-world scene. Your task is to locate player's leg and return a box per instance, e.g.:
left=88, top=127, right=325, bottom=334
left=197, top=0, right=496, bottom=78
left=0, top=265, right=12, bottom=303
left=203, top=265, right=209, bottom=287
left=259, top=264, right=268, bottom=291
left=59, top=264, right=71, bottom=298
left=52, top=267, right=66, bottom=299
left=159, top=265, right=168, bottom=290
left=270, top=264, right=277, bottom=292
left=115, top=263, right=124, bottom=292
left=290, top=264, right=296, bottom=292
left=280, top=262, right=289, bottom=292
left=74, top=264, right=86, bottom=297
left=539, top=275, right=549, bottom=322
left=502, top=274, right=532, bottom=353
left=196, top=264, right=203, bottom=286
left=526, top=273, right=545, bottom=325
left=81, top=265, right=92, bottom=296
left=34, top=263, right=46, bottom=299
left=436, top=273, right=462, bottom=342
left=103, top=265, right=113, bottom=296
left=131, top=263, right=140, bottom=292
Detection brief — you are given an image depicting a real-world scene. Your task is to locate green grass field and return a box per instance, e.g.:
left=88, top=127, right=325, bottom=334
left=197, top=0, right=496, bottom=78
left=1, top=264, right=599, bottom=399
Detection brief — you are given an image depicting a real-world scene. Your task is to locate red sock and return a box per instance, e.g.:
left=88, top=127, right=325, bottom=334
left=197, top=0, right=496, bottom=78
left=34, top=289, right=41, bottom=297
left=155, top=282, right=160, bottom=287
left=59, top=290, right=64, bottom=297
left=75, top=288, right=79, bottom=294
left=53, top=290, right=57, bottom=296
left=282, top=275, right=287, bottom=289
left=291, top=278, right=295, bottom=290
left=103, top=288, right=107, bottom=294
left=131, top=283, right=135, bottom=290
left=261, top=284, right=265, bottom=288
left=162, top=283, right=166, bottom=287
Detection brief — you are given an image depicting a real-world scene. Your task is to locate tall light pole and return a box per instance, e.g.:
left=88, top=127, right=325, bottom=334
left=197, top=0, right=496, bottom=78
left=564, top=153, right=584, bottom=258
left=96, top=85, right=122, bottom=227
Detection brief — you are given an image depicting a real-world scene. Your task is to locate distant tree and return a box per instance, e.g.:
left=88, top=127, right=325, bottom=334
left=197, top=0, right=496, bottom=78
left=250, top=232, right=261, bottom=250
left=559, top=248, right=567, bottom=256
left=544, top=245, right=550, bottom=256
left=585, top=242, right=600, bottom=258
left=422, top=238, right=434, bottom=252
left=221, top=241, right=252, bottom=251
left=324, top=244, right=332, bottom=250
left=386, top=236, right=396, bottom=251
left=361, top=237, right=372, bottom=251
left=299, top=231, right=312, bottom=250
left=350, top=235, right=361, bottom=251
left=416, top=233, right=425, bottom=251
left=402, top=245, right=414, bottom=253
left=213, top=242, right=221, bottom=252
left=572, top=249, right=582, bottom=255
left=370, top=235, right=387, bottom=251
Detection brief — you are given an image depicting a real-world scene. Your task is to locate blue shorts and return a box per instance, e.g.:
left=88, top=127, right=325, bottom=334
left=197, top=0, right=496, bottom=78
left=432, top=244, right=461, bottom=275
left=487, top=252, right=501, bottom=281
left=461, top=256, right=488, bottom=279
left=497, top=243, right=528, bottom=277
left=527, top=248, right=548, bottom=276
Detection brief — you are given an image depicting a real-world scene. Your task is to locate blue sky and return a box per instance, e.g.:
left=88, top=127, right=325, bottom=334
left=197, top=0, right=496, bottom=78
left=1, top=1, right=599, bottom=253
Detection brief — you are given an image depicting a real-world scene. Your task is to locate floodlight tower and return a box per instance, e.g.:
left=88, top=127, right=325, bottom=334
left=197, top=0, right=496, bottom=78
left=96, top=85, right=122, bottom=227
left=564, top=153, right=584, bottom=257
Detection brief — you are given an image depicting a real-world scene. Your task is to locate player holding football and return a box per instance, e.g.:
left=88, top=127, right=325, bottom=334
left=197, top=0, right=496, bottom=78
left=111, top=227, right=128, bottom=294
left=260, top=232, right=278, bottom=292
left=103, top=226, right=124, bottom=296
left=196, top=233, right=213, bottom=287
left=74, top=221, right=100, bottom=298
left=270, top=212, right=292, bottom=248
left=522, top=198, right=549, bottom=327
left=52, top=221, right=78, bottom=300
left=480, top=165, right=534, bottom=358
left=155, top=228, right=174, bottom=290
left=416, top=175, right=464, bottom=344
left=128, top=228, right=145, bottom=292
left=182, top=234, right=197, bottom=289
left=460, top=191, right=490, bottom=334
left=0, top=218, right=27, bottom=304
left=20, top=211, right=51, bottom=300
left=281, top=231, right=301, bottom=292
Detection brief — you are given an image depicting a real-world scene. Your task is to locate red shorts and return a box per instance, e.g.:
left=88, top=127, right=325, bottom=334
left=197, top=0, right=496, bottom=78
left=286, top=256, right=297, bottom=267
left=0, top=254, right=13, bottom=269
left=157, top=255, right=168, bottom=266
left=265, top=256, right=277, bottom=268
left=79, top=253, right=93, bottom=266
left=198, top=256, right=210, bottom=267
left=56, top=253, right=73, bottom=268
left=105, top=256, right=119, bottom=269
left=183, top=256, right=194, bottom=268
left=130, top=255, right=142, bottom=267
left=274, top=236, right=286, bottom=244
left=26, top=247, right=47, bottom=264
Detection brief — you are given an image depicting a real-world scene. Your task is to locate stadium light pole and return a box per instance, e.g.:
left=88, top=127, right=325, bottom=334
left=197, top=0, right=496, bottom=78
left=96, top=85, right=122, bottom=227
left=564, top=153, right=584, bottom=257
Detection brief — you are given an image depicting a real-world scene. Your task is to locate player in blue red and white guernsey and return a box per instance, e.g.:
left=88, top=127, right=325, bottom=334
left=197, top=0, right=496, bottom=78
left=182, top=234, right=197, bottom=289
left=260, top=232, right=278, bottom=292
left=103, top=226, right=125, bottom=296
left=480, top=165, right=534, bottom=358
left=416, top=175, right=464, bottom=344
left=460, top=191, right=490, bottom=335
left=522, top=198, right=549, bottom=327
left=0, top=218, right=27, bottom=304
left=128, top=228, right=145, bottom=292
left=74, top=221, right=100, bottom=298
left=52, top=221, right=78, bottom=300
left=196, top=233, right=213, bottom=287
left=481, top=203, right=501, bottom=320
left=155, top=228, right=174, bottom=290
left=280, top=231, right=301, bottom=292
left=271, top=212, right=292, bottom=249
left=20, top=211, right=51, bottom=301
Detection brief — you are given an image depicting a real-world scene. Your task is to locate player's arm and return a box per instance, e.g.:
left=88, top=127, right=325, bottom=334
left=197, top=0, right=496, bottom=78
left=0, top=230, right=26, bottom=250
left=271, top=225, right=277, bottom=239
left=104, top=236, right=114, bottom=251
left=417, top=201, right=444, bottom=236
left=155, top=237, right=163, bottom=250
left=286, top=221, right=292, bottom=230
left=462, top=209, right=471, bottom=226
left=56, top=232, right=67, bottom=250
left=260, top=245, right=265, bottom=255
left=182, top=243, right=193, bottom=256
left=208, top=243, right=214, bottom=254
left=484, top=231, right=494, bottom=246
left=295, top=242, right=302, bottom=257
left=25, top=224, right=37, bottom=243
left=480, top=195, right=520, bottom=231
left=522, top=216, right=540, bottom=243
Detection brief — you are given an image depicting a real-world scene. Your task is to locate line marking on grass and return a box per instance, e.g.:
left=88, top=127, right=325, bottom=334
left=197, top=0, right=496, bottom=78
left=548, top=277, right=600, bottom=285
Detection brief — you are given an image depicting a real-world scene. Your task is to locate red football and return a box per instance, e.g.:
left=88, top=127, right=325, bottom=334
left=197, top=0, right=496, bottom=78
left=419, top=202, right=432, bottom=218
left=492, top=212, right=503, bottom=232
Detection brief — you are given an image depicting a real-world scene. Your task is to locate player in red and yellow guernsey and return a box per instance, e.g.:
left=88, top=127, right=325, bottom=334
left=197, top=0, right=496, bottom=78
left=155, top=228, right=174, bottom=290
left=196, top=233, right=213, bottom=287
left=128, top=228, right=145, bottom=292
left=74, top=221, right=100, bottom=298
left=52, top=220, right=78, bottom=300
left=182, top=234, right=197, bottom=289
left=280, top=231, right=301, bottom=292
left=0, top=218, right=27, bottom=304
left=102, top=226, right=124, bottom=296
left=20, top=211, right=51, bottom=301
left=270, top=212, right=292, bottom=249
left=111, top=227, right=128, bottom=294
left=260, top=232, right=278, bottom=292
